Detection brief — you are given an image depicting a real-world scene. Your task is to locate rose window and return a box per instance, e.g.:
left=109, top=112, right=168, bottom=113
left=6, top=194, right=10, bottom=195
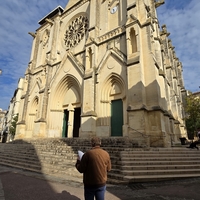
left=64, top=16, right=89, bottom=49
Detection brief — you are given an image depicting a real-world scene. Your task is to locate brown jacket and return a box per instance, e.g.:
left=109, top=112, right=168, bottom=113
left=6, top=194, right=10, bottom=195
left=75, top=147, right=111, bottom=188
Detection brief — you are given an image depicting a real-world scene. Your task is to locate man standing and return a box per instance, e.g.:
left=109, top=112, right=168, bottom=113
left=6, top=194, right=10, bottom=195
left=75, top=137, right=111, bottom=200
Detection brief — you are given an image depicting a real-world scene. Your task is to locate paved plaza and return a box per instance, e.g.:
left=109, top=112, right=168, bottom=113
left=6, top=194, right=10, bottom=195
left=0, top=165, right=200, bottom=200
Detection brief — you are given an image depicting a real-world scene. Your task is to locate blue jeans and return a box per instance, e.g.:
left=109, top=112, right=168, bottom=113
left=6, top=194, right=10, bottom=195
left=84, top=185, right=106, bottom=200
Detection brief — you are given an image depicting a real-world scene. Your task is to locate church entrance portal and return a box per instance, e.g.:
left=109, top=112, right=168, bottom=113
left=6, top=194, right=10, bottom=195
left=62, top=108, right=81, bottom=138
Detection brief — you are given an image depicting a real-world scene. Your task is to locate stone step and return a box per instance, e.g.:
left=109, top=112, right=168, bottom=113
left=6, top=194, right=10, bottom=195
left=120, top=147, right=200, bottom=154
left=0, top=146, right=123, bottom=156
left=0, top=154, right=77, bottom=167
left=11, top=138, right=140, bottom=148
left=0, top=148, right=124, bottom=163
left=1, top=140, right=200, bottom=184
left=110, top=168, right=200, bottom=176
left=0, top=157, right=81, bottom=178
left=0, top=159, right=41, bottom=171
left=112, top=164, right=200, bottom=170
left=119, top=152, right=200, bottom=157
left=3, top=152, right=200, bottom=174
left=108, top=172, right=200, bottom=183
left=2, top=155, right=199, bottom=167
left=2, top=146, right=199, bottom=155
left=0, top=150, right=77, bottom=159
left=0, top=154, right=40, bottom=165
left=119, top=156, right=200, bottom=161
left=116, top=160, right=200, bottom=165
left=2, top=144, right=197, bottom=155
left=2, top=145, right=198, bottom=156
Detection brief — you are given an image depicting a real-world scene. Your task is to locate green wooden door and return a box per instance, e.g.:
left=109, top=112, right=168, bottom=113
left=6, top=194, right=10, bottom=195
left=62, top=110, right=69, bottom=138
left=111, top=99, right=123, bottom=136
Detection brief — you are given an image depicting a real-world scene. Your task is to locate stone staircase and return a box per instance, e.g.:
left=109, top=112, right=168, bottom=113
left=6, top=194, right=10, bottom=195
left=0, top=138, right=200, bottom=184
left=109, top=148, right=200, bottom=183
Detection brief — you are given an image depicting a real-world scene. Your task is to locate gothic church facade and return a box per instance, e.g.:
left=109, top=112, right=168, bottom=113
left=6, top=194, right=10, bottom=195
left=15, top=0, right=187, bottom=147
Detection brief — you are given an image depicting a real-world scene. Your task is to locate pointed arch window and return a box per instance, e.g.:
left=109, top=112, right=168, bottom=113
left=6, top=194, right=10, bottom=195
left=130, top=28, right=137, bottom=53
left=88, top=47, right=92, bottom=69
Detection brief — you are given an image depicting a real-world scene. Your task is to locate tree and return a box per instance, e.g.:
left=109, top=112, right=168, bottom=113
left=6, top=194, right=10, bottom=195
left=185, top=95, right=200, bottom=139
left=9, top=114, right=18, bottom=137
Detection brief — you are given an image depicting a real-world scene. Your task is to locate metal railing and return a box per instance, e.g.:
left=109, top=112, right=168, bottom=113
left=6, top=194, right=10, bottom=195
left=128, top=126, right=149, bottom=138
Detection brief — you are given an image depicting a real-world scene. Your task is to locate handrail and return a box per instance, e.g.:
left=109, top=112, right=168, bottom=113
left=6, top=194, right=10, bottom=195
left=128, top=126, right=149, bottom=138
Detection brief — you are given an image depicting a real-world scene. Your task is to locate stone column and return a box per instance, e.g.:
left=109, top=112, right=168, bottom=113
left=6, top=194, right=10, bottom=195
left=40, top=17, right=60, bottom=122
left=20, top=71, right=32, bottom=123
left=67, top=104, right=74, bottom=138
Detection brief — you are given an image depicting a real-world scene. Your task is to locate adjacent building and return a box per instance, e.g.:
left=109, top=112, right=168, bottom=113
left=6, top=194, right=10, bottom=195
left=0, top=109, right=7, bottom=134
left=7, top=78, right=24, bottom=140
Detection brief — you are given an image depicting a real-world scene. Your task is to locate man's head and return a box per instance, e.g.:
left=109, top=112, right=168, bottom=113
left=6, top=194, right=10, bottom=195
left=91, top=136, right=101, bottom=147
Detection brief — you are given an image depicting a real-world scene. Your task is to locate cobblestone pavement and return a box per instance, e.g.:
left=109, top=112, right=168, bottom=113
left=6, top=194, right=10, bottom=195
left=0, top=165, right=200, bottom=200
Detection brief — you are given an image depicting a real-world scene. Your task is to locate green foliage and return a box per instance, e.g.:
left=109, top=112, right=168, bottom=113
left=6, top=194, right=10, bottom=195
left=9, top=114, right=18, bottom=136
left=185, top=95, right=200, bottom=139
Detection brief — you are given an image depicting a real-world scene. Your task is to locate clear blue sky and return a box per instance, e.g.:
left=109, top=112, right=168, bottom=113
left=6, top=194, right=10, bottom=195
left=0, top=0, right=199, bottom=110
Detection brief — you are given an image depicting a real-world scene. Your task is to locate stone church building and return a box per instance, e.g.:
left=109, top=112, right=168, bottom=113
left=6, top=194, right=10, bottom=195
left=15, top=0, right=187, bottom=147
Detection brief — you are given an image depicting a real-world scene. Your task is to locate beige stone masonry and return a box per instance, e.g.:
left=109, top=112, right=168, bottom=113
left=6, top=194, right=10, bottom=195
left=15, top=0, right=187, bottom=147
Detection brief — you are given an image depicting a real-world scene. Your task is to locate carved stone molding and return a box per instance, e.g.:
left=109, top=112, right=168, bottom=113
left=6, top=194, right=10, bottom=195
left=62, top=0, right=89, bottom=19
left=98, top=26, right=126, bottom=44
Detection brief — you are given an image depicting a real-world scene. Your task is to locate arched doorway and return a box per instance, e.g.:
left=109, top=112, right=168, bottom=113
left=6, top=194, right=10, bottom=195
left=100, top=73, right=126, bottom=137
left=50, top=74, right=82, bottom=138
left=62, top=107, right=81, bottom=138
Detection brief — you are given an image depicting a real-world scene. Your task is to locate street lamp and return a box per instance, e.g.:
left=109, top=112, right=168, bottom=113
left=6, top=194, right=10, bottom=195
left=0, top=69, right=2, bottom=75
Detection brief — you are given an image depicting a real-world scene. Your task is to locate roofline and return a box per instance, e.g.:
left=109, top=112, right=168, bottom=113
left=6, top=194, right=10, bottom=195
left=193, top=91, right=200, bottom=95
left=38, top=6, right=64, bottom=25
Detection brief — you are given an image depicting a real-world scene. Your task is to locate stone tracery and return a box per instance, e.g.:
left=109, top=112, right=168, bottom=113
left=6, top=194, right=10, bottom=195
left=64, top=15, right=89, bottom=49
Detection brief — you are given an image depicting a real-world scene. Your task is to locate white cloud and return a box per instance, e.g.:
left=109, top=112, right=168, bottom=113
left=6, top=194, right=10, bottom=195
left=157, top=0, right=200, bottom=93
left=0, top=0, right=67, bottom=110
